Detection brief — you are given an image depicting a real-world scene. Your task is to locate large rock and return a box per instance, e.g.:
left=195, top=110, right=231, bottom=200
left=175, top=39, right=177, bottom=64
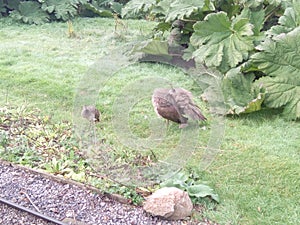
left=143, top=187, right=193, bottom=220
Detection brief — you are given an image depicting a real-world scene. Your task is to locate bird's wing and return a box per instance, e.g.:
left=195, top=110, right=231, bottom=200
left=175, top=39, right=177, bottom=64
left=165, top=92, right=188, bottom=123
left=171, top=88, right=206, bottom=121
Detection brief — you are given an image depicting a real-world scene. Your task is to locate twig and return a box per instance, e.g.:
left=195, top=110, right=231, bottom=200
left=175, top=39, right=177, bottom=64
left=20, top=191, right=41, bottom=213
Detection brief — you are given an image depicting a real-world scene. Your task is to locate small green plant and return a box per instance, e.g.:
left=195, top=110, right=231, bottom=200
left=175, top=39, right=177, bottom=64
left=111, top=184, right=144, bottom=205
left=0, top=130, right=9, bottom=151
left=42, top=152, right=87, bottom=181
left=160, top=171, right=220, bottom=204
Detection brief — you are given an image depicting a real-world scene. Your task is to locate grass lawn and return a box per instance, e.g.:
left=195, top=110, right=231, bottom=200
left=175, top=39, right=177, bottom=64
left=0, top=17, right=299, bottom=225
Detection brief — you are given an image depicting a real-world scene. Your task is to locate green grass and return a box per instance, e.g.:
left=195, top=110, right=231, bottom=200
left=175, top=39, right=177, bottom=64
left=0, top=17, right=299, bottom=225
left=204, top=111, right=300, bottom=225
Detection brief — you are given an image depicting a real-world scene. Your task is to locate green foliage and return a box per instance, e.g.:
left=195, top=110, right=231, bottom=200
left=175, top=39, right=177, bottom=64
left=154, top=0, right=213, bottom=22
left=0, top=104, right=80, bottom=167
left=250, top=27, right=300, bottom=119
left=267, top=0, right=300, bottom=36
left=222, top=68, right=265, bottom=114
left=160, top=171, right=220, bottom=203
left=80, top=0, right=126, bottom=18
left=2, top=0, right=125, bottom=23
left=10, top=1, right=49, bottom=25
left=82, top=2, right=113, bottom=18
left=122, top=0, right=300, bottom=119
left=132, top=39, right=169, bottom=56
left=41, top=0, right=87, bottom=21
left=121, top=0, right=156, bottom=18
left=191, top=12, right=254, bottom=72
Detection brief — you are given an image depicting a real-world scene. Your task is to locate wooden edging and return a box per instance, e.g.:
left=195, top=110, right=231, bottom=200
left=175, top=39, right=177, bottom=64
left=0, top=159, right=132, bottom=205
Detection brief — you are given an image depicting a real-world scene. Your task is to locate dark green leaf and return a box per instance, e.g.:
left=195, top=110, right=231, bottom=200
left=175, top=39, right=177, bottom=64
left=240, top=7, right=265, bottom=36
left=251, top=27, right=300, bottom=119
left=110, top=2, right=123, bottom=15
left=160, top=172, right=189, bottom=189
left=6, top=0, right=19, bottom=10
left=191, top=12, right=254, bottom=72
left=121, top=0, right=156, bottom=18
left=132, top=40, right=169, bottom=56
left=83, top=3, right=113, bottom=17
left=164, top=0, right=206, bottom=22
left=42, top=0, right=82, bottom=21
left=10, top=1, right=49, bottom=25
left=222, top=67, right=265, bottom=114
left=267, top=1, right=300, bottom=36
left=239, top=0, right=264, bottom=8
left=153, top=22, right=171, bottom=33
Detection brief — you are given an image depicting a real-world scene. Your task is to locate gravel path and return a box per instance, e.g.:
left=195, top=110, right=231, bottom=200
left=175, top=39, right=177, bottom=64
left=0, top=161, right=203, bottom=225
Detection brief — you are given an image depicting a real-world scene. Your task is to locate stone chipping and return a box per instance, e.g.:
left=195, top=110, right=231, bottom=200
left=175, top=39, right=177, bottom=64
left=0, top=162, right=203, bottom=225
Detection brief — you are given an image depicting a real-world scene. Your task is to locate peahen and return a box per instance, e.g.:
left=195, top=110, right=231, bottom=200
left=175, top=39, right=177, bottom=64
left=152, top=87, right=206, bottom=128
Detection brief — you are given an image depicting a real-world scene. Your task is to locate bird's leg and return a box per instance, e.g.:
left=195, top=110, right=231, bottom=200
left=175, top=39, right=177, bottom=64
left=165, top=119, right=171, bottom=132
left=92, top=120, right=97, bottom=146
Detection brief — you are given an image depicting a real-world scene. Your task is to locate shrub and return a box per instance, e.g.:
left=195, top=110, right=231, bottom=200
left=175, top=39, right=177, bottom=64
left=122, top=0, right=300, bottom=120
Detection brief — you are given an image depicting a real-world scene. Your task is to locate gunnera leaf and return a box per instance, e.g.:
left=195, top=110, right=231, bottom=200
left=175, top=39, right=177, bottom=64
left=251, top=27, right=300, bottom=119
left=239, top=0, right=264, bottom=8
left=190, top=12, right=254, bottom=73
left=152, top=0, right=214, bottom=22
left=162, top=0, right=206, bottom=22
left=222, top=67, right=265, bottom=115
left=10, top=1, right=49, bottom=25
left=83, top=3, right=113, bottom=18
left=240, top=7, right=265, bottom=36
left=42, top=0, right=81, bottom=21
left=132, top=39, right=169, bottom=56
left=267, top=1, right=300, bottom=36
left=121, top=0, right=156, bottom=18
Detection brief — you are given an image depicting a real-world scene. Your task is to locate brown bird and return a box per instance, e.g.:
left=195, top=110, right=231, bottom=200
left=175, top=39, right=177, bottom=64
left=152, top=87, right=206, bottom=128
left=81, top=105, right=100, bottom=122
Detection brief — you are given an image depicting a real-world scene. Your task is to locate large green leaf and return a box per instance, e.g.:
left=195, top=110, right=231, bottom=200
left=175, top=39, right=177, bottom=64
left=190, top=12, right=254, bottom=72
left=83, top=3, right=113, bottom=18
left=132, top=39, right=169, bottom=56
left=42, top=0, right=85, bottom=21
left=189, top=64, right=228, bottom=115
left=266, top=0, right=286, bottom=6
left=256, top=75, right=300, bottom=119
left=222, top=67, right=265, bottom=114
left=121, top=0, right=156, bottom=18
left=163, top=0, right=206, bottom=22
left=239, top=0, right=264, bottom=8
left=0, top=0, right=6, bottom=14
left=152, top=0, right=214, bottom=22
left=160, top=172, right=189, bottom=189
left=10, top=1, right=49, bottom=25
left=240, top=7, right=265, bottom=36
left=251, top=27, right=300, bottom=119
left=186, top=184, right=220, bottom=203
left=5, top=0, right=19, bottom=10
left=267, top=0, right=300, bottom=36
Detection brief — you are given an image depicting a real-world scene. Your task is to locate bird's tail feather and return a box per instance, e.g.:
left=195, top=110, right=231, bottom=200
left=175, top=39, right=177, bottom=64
left=190, top=105, right=206, bottom=121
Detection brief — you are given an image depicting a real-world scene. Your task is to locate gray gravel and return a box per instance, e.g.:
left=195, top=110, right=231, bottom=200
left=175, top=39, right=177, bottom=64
left=0, top=161, right=204, bottom=225
left=0, top=202, right=56, bottom=225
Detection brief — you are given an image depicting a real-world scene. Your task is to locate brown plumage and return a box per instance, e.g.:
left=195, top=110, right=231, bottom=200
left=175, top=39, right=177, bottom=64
left=81, top=105, right=100, bottom=122
left=152, top=87, right=206, bottom=128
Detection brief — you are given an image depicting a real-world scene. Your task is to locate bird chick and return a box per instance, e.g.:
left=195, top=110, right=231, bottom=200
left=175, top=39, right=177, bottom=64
left=152, top=87, right=206, bottom=128
left=81, top=105, right=100, bottom=122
